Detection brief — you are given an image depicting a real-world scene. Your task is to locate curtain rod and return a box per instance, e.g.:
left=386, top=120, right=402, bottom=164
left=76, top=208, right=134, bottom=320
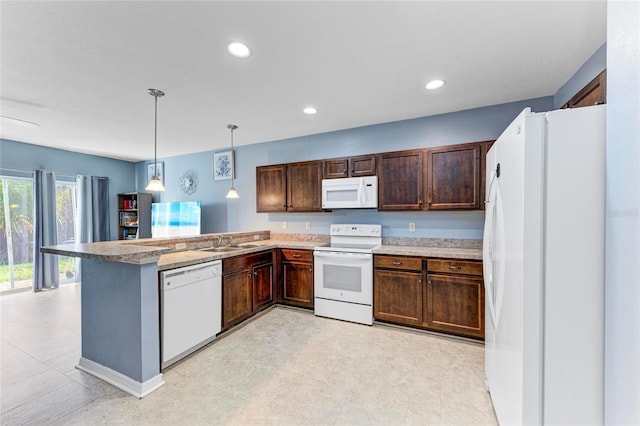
left=0, top=167, right=110, bottom=180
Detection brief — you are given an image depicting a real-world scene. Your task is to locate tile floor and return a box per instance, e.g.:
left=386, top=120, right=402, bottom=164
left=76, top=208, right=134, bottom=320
left=1, top=284, right=497, bottom=425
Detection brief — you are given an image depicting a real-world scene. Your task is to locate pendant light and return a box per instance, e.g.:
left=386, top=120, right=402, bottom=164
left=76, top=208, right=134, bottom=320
left=225, top=124, right=239, bottom=199
left=145, top=88, right=166, bottom=192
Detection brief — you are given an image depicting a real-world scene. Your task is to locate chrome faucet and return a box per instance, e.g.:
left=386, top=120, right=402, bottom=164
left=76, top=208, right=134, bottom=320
left=216, top=235, right=230, bottom=247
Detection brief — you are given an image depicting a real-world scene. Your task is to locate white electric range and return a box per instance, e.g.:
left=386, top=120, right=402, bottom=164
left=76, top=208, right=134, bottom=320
left=313, top=224, right=381, bottom=325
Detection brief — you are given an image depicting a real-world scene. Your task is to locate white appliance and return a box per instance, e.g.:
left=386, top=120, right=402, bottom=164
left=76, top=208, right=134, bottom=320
left=313, top=224, right=382, bottom=325
left=483, top=106, right=605, bottom=425
left=160, top=260, right=221, bottom=368
left=321, top=176, right=378, bottom=209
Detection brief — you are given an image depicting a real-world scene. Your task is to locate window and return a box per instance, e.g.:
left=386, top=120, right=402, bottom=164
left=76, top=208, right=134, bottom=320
left=0, top=176, right=79, bottom=293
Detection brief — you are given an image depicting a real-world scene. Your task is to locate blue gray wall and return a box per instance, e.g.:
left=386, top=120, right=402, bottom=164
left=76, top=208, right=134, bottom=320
left=136, top=96, right=554, bottom=239
left=0, top=138, right=135, bottom=239
left=604, top=1, right=640, bottom=423
left=554, top=43, right=606, bottom=109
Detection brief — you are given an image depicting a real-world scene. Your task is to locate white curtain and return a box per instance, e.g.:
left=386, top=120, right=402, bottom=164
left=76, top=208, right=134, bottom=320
left=33, top=170, right=59, bottom=291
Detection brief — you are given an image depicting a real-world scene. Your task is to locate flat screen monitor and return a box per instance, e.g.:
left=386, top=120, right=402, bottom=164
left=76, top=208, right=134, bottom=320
left=151, top=201, right=201, bottom=238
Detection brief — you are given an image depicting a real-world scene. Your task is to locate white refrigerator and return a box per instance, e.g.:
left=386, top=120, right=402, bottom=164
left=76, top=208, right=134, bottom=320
left=483, top=105, right=605, bottom=425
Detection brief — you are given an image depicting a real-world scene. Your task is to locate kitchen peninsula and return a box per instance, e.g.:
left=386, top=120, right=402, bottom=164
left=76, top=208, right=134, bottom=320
left=41, top=231, right=482, bottom=398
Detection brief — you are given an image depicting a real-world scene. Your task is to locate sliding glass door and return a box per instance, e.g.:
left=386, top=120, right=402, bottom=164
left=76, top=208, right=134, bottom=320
left=0, top=177, right=34, bottom=292
left=0, top=176, right=79, bottom=292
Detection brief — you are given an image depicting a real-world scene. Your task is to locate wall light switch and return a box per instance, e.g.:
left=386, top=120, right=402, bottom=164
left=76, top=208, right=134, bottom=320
left=305, top=222, right=311, bottom=230
left=409, top=223, right=416, bottom=232
left=282, top=222, right=288, bottom=229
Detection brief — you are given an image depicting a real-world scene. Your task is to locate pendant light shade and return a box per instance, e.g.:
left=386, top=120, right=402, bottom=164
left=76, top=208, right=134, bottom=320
left=225, top=124, right=239, bottom=199
left=145, top=88, right=166, bottom=192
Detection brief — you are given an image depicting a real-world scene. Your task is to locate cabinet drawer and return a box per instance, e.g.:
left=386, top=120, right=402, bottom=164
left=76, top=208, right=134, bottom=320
left=223, top=251, right=273, bottom=273
left=280, top=249, right=313, bottom=263
left=374, top=255, right=423, bottom=271
left=427, top=259, right=482, bottom=276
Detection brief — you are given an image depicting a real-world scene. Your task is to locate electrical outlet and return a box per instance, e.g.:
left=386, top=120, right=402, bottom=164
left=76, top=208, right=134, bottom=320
left=175, top=242, right=187, bottom=250
left=282, top=222, right=288, bottom=229
left=409, top=223, right=416, bottom=232
left=253, top=234, right=260, bottom=240
left=305, top=222, right=311, bottom=230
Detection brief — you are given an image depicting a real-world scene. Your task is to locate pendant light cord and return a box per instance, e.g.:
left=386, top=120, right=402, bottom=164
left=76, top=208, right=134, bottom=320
left=153, top=94, right=158, bottom=176
left=227, top=124, right=238, bottom=187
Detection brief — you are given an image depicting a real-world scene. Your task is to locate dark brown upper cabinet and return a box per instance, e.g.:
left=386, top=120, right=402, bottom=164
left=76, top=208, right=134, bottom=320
left=256, top=162, right=323, bottom=213
left=286, top=161, right=323, bottom=212
left=562, top=69, right=606, bottom=109
left=323, top=155, right=377, bottom=179
left=378, top=150, right=424, bottom=210
left=425, top=142, right=482, bottom=210
left=256, top=164, right=287, bottom=212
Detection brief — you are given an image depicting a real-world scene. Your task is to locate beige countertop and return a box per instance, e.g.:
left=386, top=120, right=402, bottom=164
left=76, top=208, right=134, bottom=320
left=158, top=241, right=482, bottom=271
left=42, top=233, right=482, bottom=271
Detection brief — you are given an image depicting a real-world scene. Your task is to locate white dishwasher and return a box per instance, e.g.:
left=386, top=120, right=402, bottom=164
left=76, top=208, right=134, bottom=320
left=160, top=260, right=221, bottom=368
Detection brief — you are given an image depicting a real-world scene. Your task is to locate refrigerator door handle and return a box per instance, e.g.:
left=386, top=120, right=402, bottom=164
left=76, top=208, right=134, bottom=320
left=483, top=171, right=500, bottom=328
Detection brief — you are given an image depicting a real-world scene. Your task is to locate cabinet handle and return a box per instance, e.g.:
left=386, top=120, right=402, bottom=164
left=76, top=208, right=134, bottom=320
left=448, top=265, right=462, bottom=271
left=254, top=271, right=258, bottom=276
left=418, top=279, right=422, bottom=284
left=293, top=254, right=302, bottom=258
left=283, top=204, right=287, bottom=208
left=428, top=200, right=433, bottom=204
left=391, top=261, right=403, bottom=265
left=418, top=200, right=423, bottom=205
left=247, top=273, right=252, bottom=278
left=428, top=280, right=432, bottom=285
left=350, top=169, right=354, bottom=173
left=309, top=268, right=312, bottom=272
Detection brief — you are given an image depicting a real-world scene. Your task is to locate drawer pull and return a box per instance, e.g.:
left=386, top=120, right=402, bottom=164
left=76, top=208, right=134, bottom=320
left=293, top=254, right=302, bottom=258
left=392, top=261, right=403, bottom=265
left=448, top=265, right=462, bottom=271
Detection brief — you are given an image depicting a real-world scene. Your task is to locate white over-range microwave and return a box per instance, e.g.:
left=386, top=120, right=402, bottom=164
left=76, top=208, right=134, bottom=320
left=321, top=176, right=378, bottom=209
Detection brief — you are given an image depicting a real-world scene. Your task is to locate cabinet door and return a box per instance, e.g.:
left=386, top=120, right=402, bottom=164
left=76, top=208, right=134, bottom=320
left=563, top=69, right=606, bottom=109
left=256, top=165, right=287, bottom=212
left=378, top=150, right=423, bottom=210
left=349, top=155, right=376, bottom=177
left=374, top=269, right=423, bottom=326
left=323, top=158, right=349, bottom=179
left=282, top=261, right=314, bottom=308
left=425, top=273, right=484, bottom=339
left=287, top=161, right=323, bottom=212
left=426, top=143, right=482, bottom=210
left=222, top=268, right=253, bottom=330
left=252, top=262, right=274, bottom=312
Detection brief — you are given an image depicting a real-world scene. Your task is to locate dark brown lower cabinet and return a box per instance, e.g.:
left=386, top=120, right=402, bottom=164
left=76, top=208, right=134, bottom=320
left=374, top=269, right=423, bottom=326
left=424, top=273, right=484, bottom=339
left=222, top=267, right=253, bottom=330
left=222, top=251, right=274, bottom=331
left=280, top=249, right=314, bottom=309
left=252, top=262, right=274, bottom=312
left=373, top=255, right=485, bottom=340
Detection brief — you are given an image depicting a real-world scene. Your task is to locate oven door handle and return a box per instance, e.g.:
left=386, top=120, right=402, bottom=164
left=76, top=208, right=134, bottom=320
left=313, top=251, right=372, bottom=260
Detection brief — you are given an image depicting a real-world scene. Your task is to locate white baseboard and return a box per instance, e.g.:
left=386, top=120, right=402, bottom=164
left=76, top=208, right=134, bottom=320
left=77, top=357, right=164, bottom=398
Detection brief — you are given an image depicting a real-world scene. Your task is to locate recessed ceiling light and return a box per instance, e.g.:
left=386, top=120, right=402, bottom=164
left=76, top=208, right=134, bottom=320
left=227, top=42, right=251, bottom=58
left=303, top=107, right=317, bottom=115
left=425, top=79, right=445, bottom=90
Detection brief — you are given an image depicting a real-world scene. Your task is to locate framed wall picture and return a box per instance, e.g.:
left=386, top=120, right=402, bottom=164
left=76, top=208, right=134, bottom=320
left=214, top=150, right=234, bottom=180
left=147, top=162, right=164, bottom=184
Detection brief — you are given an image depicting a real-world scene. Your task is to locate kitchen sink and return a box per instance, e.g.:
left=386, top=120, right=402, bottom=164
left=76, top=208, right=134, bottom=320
left=201, top=246, right=243, bottom=253
left=200, top=243, right=259, bottom=253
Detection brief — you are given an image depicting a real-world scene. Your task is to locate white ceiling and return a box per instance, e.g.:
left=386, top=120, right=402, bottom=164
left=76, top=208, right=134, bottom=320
left=1, top=1, right=606, bottom=162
